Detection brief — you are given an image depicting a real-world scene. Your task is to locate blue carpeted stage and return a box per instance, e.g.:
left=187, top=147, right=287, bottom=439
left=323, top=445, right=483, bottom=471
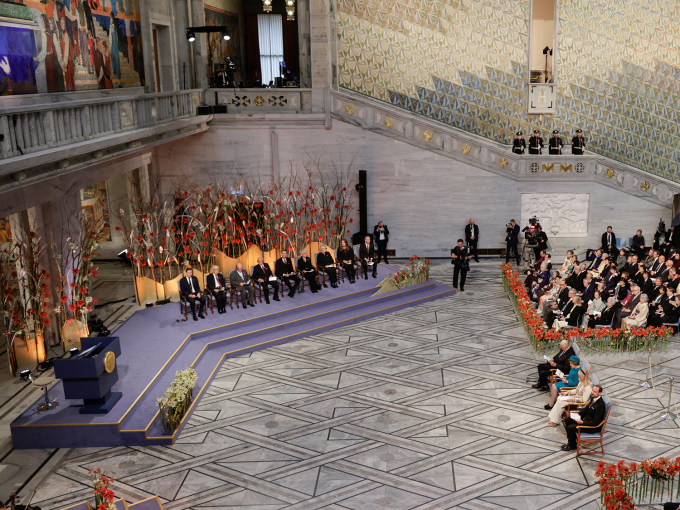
left=10, top=266, right=454, bottom=449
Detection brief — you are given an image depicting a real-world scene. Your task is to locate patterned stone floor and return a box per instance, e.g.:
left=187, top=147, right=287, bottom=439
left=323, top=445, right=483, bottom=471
left=11, top=260, right=680, bottom=509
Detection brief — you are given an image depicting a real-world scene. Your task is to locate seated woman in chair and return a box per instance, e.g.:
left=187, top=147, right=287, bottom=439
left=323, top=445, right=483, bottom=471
left=622, top=293, right=649, bottom=330
left=297, top=249, right=322, bottom=293
left=547, top=368, right=592, bottom=426
left=553, top=296, right=582, bottom=330
left=545, top=355, right=581, bottom=410
left=531, top=263, right=550, bottom=302
left=337, top=238, right=357, bottom=283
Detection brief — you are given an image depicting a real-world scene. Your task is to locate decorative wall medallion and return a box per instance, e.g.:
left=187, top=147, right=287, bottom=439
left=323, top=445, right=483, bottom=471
left=530, top=163, right=539, bottom=173
left=269, top=96, right=288, bottom=107
left=461, top=145, right=471, bottom=154
left=576, top=163, right=585, bottom=173
left=641, top=181, right=650, bottom=191
left=423, top=130, right=433, bottom=142
left=344, top=105, right=355, bottom=115
left=254, top=96, right=265, bottom=107
left=385, top=117, right=393, bottom=127
left=499, top=157, right=508, bottom=167
left=232, top=96, right=251, bottom=107
left=606, top=168, right=615, bottom=178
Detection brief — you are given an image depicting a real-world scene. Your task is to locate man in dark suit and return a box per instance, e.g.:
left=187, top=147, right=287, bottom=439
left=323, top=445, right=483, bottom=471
left=373, top=221, right=390, bottom=264
left=588, top=297, right=620, bottom=328
left=650, top=255, right=666, bottom=277
left=533, top=339, right=574, bottom=391
left=601, top=226, right=616, bottom=256
left=571, top=128, right=586, bottom=155
left=663, top=226, right=679, bottom=257
left=581, top=277, right=597, bottom=304
left=613, top=285, right=641, bottom=328
left=505, top=219, right=520, bottom=265
left=179, top=266, right=206, bottom=321
left=561, top=385, right=606, bottom=451
left=465, top=218, right=480, bottom=263
left=359, top=235, right=378, bottom=279
left=528, top=129, right=543, bottom=155
left=275, top=250, right=300, bottom=297
left=545, top=286, right=576, bottom=328
left=206, top=265, right=228, bottom=314
left=566, top=263, right=587, bottom=292
left=230, top=263, right=256, bottom=309
left=252, top=256, right=280, bottom=304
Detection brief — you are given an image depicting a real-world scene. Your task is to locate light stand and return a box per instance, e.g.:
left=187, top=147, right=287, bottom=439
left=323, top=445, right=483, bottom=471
left=661, top=376, right=678, bottom=421
left=639, top=348, right=653, bottom=388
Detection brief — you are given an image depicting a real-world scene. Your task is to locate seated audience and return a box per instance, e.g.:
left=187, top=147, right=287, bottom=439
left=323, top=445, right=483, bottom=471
left=591, top=253, right=609, bottom=278
left=554, top=296, right=582, bottom=330
left=566, top=263, right=587, bottom=291
left=275, top=250, right=301, bottom=297
left=545, top=287, right=576, bottom=328
left=632, top=229, right=646, bottom=258
left=581, top=277, right=596, bottom=304
left=585, top=290, right=605, bottom=318
left=588, top=296, right=620, bottom=328
left=558, top=250, right=574, bottom=275
left=644, top=249, right=657, bottom=268
left=613, top=278, right=629, bottom=303
left=179, top=265, right=207, bottom=321
left=337, top=238, right=357, bottom=283
left=622, top=293, right=649, bottom=330
left=546, top=356, right=581, bottom=409
left=252, top=256, right=280, bottom=304
left=548, top=368, right=593, bottom=426
left=531, top=262, right=550, bottom=302
left=561, top=385, right=605, bottom=451
left=596, top=282, right=610, bottom=303
left=317, top=245, right=339, bottom=288
left=648, top=287, right=674, bottom=326
left=616, top=248, right=627, bottom=270
left=614, top=284, right=641, bottom=328
left=533, top=339, right=575, bottom=392
left=298, top=249, right=322, bottom=293
left=650, top=255, right=666, bottom=277
left=230, top=262, right=256, bottom=309
left=359, top=235, right=378, bottom=279
left=537, top=274, right=562, bottom=314
left=206, top=265, right=228, bottom=314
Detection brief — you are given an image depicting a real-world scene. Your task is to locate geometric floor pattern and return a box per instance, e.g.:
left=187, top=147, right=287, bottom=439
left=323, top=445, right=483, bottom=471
left=25, top=260, right=680, bottom=510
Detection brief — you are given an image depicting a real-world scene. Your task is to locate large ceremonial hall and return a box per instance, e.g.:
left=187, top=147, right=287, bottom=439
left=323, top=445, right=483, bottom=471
left=2, top=0, right=680, bottom=509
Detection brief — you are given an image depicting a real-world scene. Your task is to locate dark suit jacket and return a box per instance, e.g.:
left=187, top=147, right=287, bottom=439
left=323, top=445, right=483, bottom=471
left=601, top=232, right=616, bottom=250
left=582, top=283, right=596, bottom=304
left=317, top=252, right=336, bottom=269
left=297, top=257, right=316, bottom=272
left=594, top=304, right=619, bottom=326
left=552, top=346, right=575, bottom=373
left=624, top=294, right=641, bottom=312
left=373, top=225, right=390, bottom=243
left=579, top=397, right=606, bottom=431
left=506, top=224, right=520, bottom=243
left=275, top=257, right=295, bottom=278
left=359, top=243, right=375, bottom=260
left=252, top=263, right=274, bottom=282
left=206, top=273, right=227, bottom=293
left=179, top=275, right=202, bottom=297
left=632, top=235, right=645, bottom=250
left=555, top=287, right=570, bottom=307
left=465, top=224, right=479, bottom=243
left=613, top=285, right=629, bottom=301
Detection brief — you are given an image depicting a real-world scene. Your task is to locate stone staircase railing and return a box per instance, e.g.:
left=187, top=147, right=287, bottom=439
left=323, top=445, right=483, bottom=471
left=330, top=89, right=679, bottom=207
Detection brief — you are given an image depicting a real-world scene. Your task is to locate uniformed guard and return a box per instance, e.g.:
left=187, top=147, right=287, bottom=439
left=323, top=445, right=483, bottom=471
left=512, top=131, right=526, bottom=155
left=528, top=129, right=543, bottom=155
left=548, top=130, right=563, bottom=155
left=572, top=129, right=586, bottom=155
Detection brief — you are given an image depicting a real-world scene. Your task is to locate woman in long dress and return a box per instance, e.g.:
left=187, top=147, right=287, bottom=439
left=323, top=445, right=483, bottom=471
left=548, top=369, right=592, bottom=426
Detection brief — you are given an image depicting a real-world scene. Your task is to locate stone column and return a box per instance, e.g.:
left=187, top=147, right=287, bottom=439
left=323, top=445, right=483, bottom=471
left=297, top=0, right=312, bottom=88
left=190, top=0, right=209, bottom=90
left=309, top=0, right=332, bottom=113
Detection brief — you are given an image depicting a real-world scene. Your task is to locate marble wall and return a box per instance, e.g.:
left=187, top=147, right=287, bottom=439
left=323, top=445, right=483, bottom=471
left=156, top=120, right=671, bottom=257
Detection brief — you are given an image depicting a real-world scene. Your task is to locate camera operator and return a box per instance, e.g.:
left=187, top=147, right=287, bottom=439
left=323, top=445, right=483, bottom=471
left=532, top=225, right=548, bottom=260
left=451, top=239, right=473, bottom=291
left=654, top=218, right=666, bottom=250
left=505, top=219, right=520, bottom=265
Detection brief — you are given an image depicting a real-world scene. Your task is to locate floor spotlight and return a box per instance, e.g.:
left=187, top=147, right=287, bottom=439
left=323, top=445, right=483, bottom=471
left=187, top=30, right=196, bottom=42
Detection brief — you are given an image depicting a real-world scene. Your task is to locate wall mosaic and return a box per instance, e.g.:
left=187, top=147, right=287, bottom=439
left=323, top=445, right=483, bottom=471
left=336, top=0, right=680, bottom=182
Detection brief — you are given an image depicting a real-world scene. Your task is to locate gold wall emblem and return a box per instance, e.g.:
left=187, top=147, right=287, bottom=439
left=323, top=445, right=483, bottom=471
left=423, top=130, right=433, bottom=142
left=385, top=117, right=393, bottom=127
left=499, top=157, right=508, bottom=167
left=542, top=163, right=555, bottom=173
left=461, top=145, right=471, bottom=154
left=344, top=105, right=355, bottom=115
left=605, top=168, right=615, bottom=178
left=104, top=351, right=116, bottom=373
left=254, top=96, right=265, bottom=107
left=640, top=181, right=650, bottom=191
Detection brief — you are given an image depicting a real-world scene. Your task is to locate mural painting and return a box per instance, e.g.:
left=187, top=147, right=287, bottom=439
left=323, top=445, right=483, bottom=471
left=80, top=181, right=111, bottom=241
left=0, top=0, right=145, bottom=95
left=204, top=6, right=241, bottom=81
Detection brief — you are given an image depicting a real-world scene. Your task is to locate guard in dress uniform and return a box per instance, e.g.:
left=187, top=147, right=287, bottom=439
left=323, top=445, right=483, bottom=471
left=548, top=130, right=563, bottom=155
left=572, top=129, right=586, bottom=155
left=512, top=131, right=526, bottom=154
left=528, top=129, right=543, bottom=155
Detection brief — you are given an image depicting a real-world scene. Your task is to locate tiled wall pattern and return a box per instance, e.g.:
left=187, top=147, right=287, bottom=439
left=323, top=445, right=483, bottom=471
left=336, top=0, right=680, bottom=181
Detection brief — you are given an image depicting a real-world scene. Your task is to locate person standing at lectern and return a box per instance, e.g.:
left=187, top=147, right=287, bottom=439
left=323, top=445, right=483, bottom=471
left=512, top=131, right=526, bottom=154
left=206, top=265, right=228, bottom=314
left=601, top=226, right=617, bottom=257
left=465, top=218, right=479, bottom=263
left=179, top=266, right=206, bottom=321
left=360, top=235, right=378, bottom=279
left=548, top=130, right=563, bottom=155
left=373, top=221, right=390, bottom=264
left=572, top=129, right=586, bottom=155
left=506, top=219, right=521, bottom=265
left=528, top=129, right=543, bottom=155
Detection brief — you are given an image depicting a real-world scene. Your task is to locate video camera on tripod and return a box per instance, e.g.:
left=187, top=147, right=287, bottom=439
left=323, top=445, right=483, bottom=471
left=522, top=216, right=541, bottom=246
left=654, top=217, right=666, bottom=249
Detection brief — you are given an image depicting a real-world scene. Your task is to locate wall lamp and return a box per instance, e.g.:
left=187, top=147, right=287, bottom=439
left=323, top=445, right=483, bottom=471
left=186, top=26, right=231, bottom=42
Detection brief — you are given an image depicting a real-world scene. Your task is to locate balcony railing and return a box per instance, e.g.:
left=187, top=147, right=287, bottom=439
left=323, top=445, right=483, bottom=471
left=0, top=89, right=204, bottom=161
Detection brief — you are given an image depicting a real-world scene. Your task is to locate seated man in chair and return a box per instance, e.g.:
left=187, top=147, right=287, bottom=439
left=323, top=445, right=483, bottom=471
left=206, top=265, right=228, bottom=314
left=532, top=339, right=574, bottom=392
left=275, top=250, right=300, bottom=297
left=252, top=256, right=280, bottom=304
left=230, top=263, right=256, bottom=309
left=561, top=385, right=606, bottom=451
left=179, top=266, right=206, bottom=321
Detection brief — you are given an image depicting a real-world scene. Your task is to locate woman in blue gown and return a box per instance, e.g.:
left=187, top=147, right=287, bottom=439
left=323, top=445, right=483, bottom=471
left=545, top=355, right=580, bottom=410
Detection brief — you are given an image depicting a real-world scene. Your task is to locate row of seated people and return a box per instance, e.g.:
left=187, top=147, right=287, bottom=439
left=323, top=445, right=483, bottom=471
left=526, top=247, right=680, bottom=331
left=532, top=340, right=608, bottom=452
left=178, top=238, right=380, bottom=320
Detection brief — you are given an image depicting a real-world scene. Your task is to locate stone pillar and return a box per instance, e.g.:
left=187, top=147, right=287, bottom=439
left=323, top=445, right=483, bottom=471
left=309, top=0, right=332, bottom=113
left=297, top=0, right=312, bottom=88
left=190, top=0, right=209, bottom=90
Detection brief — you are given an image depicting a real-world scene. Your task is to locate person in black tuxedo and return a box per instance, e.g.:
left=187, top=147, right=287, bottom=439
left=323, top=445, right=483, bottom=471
left=230, top=263, right=256, bottom=309
left=316, top=245, right=338, bottom=288
left=373, top=222, right=390, bottom=264
left=252, top=256, right=280, bottom=304
left=206, top=265, right=228, bottom=314
left=533, top=339, right=575, bottom=391
left=561, top=385, right=606, bottom=451
left=545, top=287, right=576, bottom=328
left=588, top=297, right=620, bottom=328
left=601, top=226, right=616, bottom=256
left=663, top=226, right=680, bottom=257
left=505, top=219, right=520, bottom=265
left=179, top=266, right=207, bottom=321
left=465, top=218, right=479, bottom=263
left=613, top=284, right=641, bottom=328
left=359, top=235, right=378, bottom=279
left=275, top=250, right=300, bottom=297
left=451, top=239, right=472, bottom=291
left=297, top=249, right=322, bottom=293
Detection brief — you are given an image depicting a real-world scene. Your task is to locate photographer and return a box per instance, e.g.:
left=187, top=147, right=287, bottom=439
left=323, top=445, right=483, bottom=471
left=532, top=225, right=548, bottom=260
left=451, top=239, right=473, bottom=291
left=505, top=219, right=520, bottom=265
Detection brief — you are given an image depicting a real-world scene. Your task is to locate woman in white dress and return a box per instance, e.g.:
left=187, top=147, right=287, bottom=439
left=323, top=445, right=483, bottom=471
left=547, top=369, right=593, bottom=426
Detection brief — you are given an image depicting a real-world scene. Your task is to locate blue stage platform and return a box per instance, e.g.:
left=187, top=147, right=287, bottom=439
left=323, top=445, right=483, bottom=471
left=11, top=267, right=454, bottom=449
